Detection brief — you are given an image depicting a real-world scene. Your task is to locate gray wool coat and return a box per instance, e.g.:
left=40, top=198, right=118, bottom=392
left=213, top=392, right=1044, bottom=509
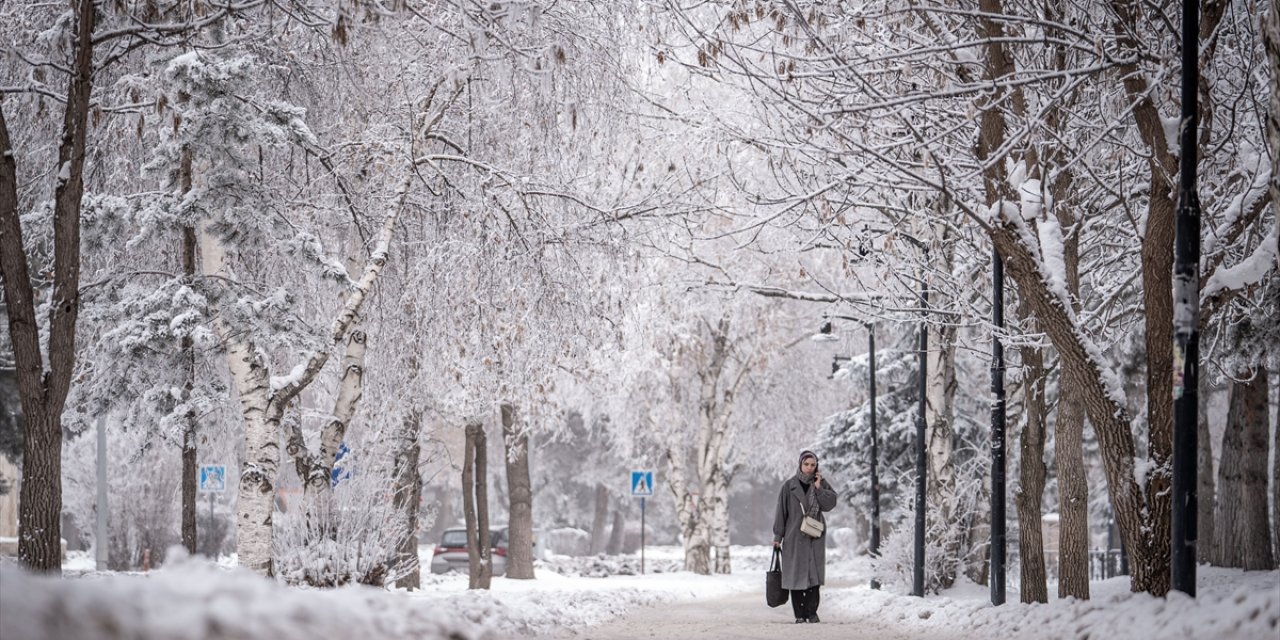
left=772, top=475, right=838, bottom=590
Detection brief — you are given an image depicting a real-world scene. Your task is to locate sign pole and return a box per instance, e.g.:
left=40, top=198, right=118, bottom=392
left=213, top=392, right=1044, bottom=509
left=630, top=469, right=653, bottom=574
left=641, top=496, right=646, bottom=575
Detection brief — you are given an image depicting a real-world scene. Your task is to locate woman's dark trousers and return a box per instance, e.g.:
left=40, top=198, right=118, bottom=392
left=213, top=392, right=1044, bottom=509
left=789, top=586, right=820, bottom=620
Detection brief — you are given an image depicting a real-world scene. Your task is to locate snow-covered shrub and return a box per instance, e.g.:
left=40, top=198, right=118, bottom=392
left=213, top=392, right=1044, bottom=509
left=273, top=446, right=409, bottom=587
left=869, top=452, right=989, bottom=595
left=544, top=527, right=591, bottom=557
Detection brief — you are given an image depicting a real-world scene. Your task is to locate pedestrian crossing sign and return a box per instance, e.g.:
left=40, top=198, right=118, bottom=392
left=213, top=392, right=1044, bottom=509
left=631, top=470, right=654, bottom=497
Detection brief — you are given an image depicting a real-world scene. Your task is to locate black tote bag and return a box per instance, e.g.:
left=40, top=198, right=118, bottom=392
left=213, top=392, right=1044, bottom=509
left=766, top=547, right=788, bottom=607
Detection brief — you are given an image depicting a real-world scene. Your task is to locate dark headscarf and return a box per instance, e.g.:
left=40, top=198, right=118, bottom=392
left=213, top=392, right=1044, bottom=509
left=795, top=450, right=821, bottom=515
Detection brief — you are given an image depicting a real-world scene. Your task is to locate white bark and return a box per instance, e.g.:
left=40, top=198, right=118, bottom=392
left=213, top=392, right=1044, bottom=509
left=664, top=434, right=710, bottom=574
left=199, top=221, right=278, bottom=575
left=299, top=331, right=367, bottom=531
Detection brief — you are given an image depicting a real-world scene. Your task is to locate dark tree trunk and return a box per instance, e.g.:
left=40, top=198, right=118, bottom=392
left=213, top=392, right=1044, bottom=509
left=392, top=410, right=423, bottom=590
left=1013, top=328, right=1049, bottom=604
left=1055, top=384, right=1089, bottom=600
left=607, top=509, right=625, bottom=555
left=1196, top=376, right=1215, bottom=564
left=590, top=483, right=609, bottom=555
left=1212, top=367, right=1275, bottom=570
left=180, top=192, right=198, bottom=554
left=501, top=403, right=535, bottom=579
left=0, top=0, right=96, bottom=574
left=463, top=422, right=492, bottom=589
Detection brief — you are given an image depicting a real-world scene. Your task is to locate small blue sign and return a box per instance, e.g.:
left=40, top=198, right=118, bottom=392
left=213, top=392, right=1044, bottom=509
left=630, top=470, right=654, bottom=497
left=331, top=442, right=352, bottom=487
left=199, top=465, right=226, bottom=492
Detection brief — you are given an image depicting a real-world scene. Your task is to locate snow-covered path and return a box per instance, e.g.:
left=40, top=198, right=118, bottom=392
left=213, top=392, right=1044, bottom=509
left=541, top=581, right=958, bottom=640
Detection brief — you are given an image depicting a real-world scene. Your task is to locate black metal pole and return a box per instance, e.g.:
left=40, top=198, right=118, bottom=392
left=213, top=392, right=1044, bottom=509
left=1171, top=0, right=1201, bottom=598
left=913, top=282, right=928, bottom=597
left=991, top=250, right=1007, bottom=605
left=869, top=328, right=881, bottom=590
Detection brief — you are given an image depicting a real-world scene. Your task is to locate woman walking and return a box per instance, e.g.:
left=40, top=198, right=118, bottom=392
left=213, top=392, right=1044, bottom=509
left=772, top=450, right=837, bottom=623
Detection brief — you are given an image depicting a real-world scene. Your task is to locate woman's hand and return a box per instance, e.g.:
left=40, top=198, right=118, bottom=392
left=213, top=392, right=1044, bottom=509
left=814, top=473, right=823, bottom=489
left=774, top=540, right=781, bottom=548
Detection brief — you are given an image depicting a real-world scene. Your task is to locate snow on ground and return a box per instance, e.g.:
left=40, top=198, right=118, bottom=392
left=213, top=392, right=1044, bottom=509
left=2, top=545, right=1277, bottom=640
left=825, top=555, right=1279, bottom=640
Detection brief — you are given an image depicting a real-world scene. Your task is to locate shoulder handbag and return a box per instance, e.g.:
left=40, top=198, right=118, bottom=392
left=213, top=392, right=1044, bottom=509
left=766, top=546, right=788, bottom=607
left=799, top=502, right=825, bottom=538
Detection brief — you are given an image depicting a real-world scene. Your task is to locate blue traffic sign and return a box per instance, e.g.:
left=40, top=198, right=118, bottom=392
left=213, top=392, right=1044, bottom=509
left=631, top=470, right=654, bottom=497
left=199, top=465, right=227, bottom=492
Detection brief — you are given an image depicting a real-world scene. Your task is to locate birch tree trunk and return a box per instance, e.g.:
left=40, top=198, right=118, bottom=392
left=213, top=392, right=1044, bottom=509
left=299, top=331, right=366, bottom=531
left=709, top=465, right=731, bottom=574
left=924, top=249, right=959, bottom=587
left=694, top=318, right=745, bottom=575
left=0, top=0, right=95, bottom=574
left=391, top=409, right=423, bottom=590
left=1212, top=367, right=1275, bottom=570
left=463, top=422, right=492, bottom=589
left=664, top=440, right=709, bottom=574
left=501, top=403, right=536, bottom=579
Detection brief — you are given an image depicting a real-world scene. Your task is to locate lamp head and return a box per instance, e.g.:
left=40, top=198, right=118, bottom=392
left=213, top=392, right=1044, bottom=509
left=810, top=320, right=839, bottom=342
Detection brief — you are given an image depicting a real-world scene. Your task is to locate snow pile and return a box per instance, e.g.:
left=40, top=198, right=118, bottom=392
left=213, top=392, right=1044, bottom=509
left=827, top=566, right=1279, bottom=640
left=0, top=546, right=761, bottom=640
left=1, top=554, right=477, bottom=640
left=4, top=545, right=1275, bottom=640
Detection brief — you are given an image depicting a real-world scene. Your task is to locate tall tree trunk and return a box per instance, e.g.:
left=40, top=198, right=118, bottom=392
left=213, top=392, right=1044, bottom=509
left=501, top=403, right=535, bottom=579
left=0, top=0, right=95, bottom=575
left=288, top=330, right=366, bottom=546
left=463, top=422, right=492, bottom=589
left=391, top=409, right=423, bottom=590
left=1213, top=367, right=1275, bottom=570
left=180, top=142, right=198, bottom=555
left=1263, top=0, right=1280, bottom=568
left=709, top=465, right=731, bottom=574
left=925, top=256, right=959, bottom=588
left=1013, top=316, right=1049, bottom=604
left=1105, top=0, right=1231, bottom=594
left=970, top=0, right=1047, bottom=599
left=664, top=441, right=709, bottom=574
left=1054, top=208, right=1089, bottom=600
left=590, top=483, right=609, bottom=555
left=1056, top=381, right=1089, bottom=599
left=607, top=509, right=625, bottom=555
left=1196, top=376, right=1216, bottom=565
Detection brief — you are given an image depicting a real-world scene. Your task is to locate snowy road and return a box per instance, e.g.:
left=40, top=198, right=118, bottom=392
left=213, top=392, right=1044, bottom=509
left=542, top=581, right=956, bottom=640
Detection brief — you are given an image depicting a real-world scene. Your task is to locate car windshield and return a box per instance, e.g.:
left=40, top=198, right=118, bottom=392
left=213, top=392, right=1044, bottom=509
left=440, top=531, right=468, bottom=547
left=440, top=529, right=505, bottom=548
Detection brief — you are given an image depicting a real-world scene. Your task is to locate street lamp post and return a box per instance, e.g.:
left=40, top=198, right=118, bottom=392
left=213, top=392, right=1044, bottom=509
left=1171, top=0, right=1202, bottom=597
left=991, top=250, right=1007, bottom=606
left=913, top=283, right=928, bottom=598
left=817, top=317, right=880, bottom=588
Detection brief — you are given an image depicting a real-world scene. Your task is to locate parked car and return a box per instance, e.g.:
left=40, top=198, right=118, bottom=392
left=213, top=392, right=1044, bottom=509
left=430, top=527, right=507, bottom=576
